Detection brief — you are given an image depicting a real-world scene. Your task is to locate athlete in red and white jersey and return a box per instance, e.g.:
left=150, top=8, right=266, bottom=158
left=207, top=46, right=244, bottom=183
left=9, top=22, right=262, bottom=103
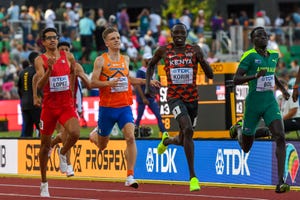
left=34, top=28, right=80, bottom=197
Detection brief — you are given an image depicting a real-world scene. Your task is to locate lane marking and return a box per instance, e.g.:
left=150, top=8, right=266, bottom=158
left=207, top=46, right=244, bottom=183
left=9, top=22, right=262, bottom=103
left=0, top=192, right=98, bottom=200
left=0, top=183, right=270, bottom=200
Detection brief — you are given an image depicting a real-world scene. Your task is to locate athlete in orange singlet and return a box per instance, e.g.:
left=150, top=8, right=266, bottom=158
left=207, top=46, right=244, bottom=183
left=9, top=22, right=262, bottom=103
left=89, top=27, right=160, bottom=189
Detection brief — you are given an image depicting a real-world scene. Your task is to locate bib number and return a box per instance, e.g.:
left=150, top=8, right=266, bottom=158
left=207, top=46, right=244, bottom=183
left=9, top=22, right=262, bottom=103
left=110, top=77, right=129, bottom=92
left=256, top=75, right=275, bottom=91
left=170, top=68, right=193, bottom=84
left=49, top=75, right=70, bottom=92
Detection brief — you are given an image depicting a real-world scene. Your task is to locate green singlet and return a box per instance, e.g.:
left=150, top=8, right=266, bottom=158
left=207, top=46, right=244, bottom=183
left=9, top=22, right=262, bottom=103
left=238, top=48, right=282, bottom=136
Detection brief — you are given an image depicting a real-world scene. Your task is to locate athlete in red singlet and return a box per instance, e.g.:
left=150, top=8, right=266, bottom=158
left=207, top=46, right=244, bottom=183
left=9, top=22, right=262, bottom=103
left=34, top=28, right=80, bottom=197
left=49, top=41, right=91, bottom=177
left=145, top=23, right=214, bottom=192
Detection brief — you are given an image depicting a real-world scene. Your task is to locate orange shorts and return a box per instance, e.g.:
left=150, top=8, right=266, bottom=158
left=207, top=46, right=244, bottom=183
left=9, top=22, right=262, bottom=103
left=40, top=106, right=78, bottom=135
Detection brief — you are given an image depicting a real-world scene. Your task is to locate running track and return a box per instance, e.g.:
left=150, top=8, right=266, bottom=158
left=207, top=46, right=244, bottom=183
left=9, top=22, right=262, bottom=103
left=0, top=176, right=299, bottom=200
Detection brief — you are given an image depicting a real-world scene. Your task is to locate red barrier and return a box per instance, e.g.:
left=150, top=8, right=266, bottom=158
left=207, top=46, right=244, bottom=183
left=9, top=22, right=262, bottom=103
left=0, top=96, right=157, bottom=131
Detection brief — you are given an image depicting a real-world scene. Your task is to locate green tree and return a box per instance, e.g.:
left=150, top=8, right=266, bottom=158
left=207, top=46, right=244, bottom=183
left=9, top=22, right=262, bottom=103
left=162, top=0, right=216, bottom=31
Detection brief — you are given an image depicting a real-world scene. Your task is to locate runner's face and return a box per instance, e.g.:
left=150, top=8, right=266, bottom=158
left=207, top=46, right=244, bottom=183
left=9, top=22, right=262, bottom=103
left=58, top=46, right=70, bottom=52
left=43, top=32, right=59, bottom=49
left=171, top=25, right=187, bottom=46
left=105, top=31, right=121, bottom=49
left=252, top=29, right=268, bottom=48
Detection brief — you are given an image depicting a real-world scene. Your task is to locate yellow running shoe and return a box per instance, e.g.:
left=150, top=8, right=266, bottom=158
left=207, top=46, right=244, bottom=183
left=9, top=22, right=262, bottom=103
left=157, top=132, right=169, bottom=154
left=190, top=177, right=200, bottom=192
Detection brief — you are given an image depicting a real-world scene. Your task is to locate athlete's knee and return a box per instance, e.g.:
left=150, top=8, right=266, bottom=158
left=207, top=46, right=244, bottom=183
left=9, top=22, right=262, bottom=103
left=97, top=136, right=109, bottom=151
left=98, top=143, right=107, bottom=151
left=272, top=131, right=285, bottom=142
left=40, top=144, right=51, bottom=155
left=182, top=126, right=194, bottom=138
left=67, top=128, right=80, bottom=140
left=125, top=134, right=135, bottom=145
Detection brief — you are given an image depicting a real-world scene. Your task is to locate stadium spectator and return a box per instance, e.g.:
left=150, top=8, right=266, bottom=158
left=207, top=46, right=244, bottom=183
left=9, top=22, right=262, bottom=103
left=210, top=10, right=224, bottom=53
left=44, top=3, right=56, bottom=28
left=134, top=53, right=166, bottom=134
left=79, top=11, right=95, bottom=63
left=17, top=51, right=41, bottom=137
left=5, top=1, right=20, bottom=32
left=137, top=8, right=150, bottom=37
left=149, top=8, right=161, bottom=42
left=194, top=9, right=205, bottom=37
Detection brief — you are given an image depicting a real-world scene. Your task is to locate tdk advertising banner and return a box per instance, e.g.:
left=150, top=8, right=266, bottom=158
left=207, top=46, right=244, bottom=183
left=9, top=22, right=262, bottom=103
left=135, top=140, right=187, bottom=181
left=135, top=140, right=273, bottom=185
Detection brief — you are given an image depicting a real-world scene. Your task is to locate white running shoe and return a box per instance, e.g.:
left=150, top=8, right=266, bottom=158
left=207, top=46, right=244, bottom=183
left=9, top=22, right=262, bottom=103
left=57, top=148, right=68, bottom=173
left=40, top=182, right=50, bottom=197
left=66, top=164, right=74, bottom=177
left=125, top=175, right=138, bottom=189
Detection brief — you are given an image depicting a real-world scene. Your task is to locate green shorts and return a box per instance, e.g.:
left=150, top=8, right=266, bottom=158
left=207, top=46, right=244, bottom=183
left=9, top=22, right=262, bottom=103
left=243, top=91, right=282, bottom=136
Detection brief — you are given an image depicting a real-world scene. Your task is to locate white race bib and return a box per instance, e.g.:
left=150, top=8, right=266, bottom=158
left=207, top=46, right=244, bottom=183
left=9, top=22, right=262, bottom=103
left=170, top=68, right=193, bottom=84
left=49, top=75, right=70, bottom=92
left=256, top=75, right=275, bottom=91
left=110, top=77, right=129, bottom=92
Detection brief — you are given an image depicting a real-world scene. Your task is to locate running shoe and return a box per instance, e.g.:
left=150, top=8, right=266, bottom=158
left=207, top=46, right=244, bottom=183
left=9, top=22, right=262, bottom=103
left=190, top=177, right=200, bottom=192
left=58, top=148, right=68, bottom=173
left=229, top=120, right=243, bottom=139
left=125, top=175, right=139, bottom=189
left=66, top=164, right=74, bottom=177
left=275, top=183, right=290, bottom=193
left=40, top=182, right=50, bottom=197
left=157, top=132, right=169, bottom=155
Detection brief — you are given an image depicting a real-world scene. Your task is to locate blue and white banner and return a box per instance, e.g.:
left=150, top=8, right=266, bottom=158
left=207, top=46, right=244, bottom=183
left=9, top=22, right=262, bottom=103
left=135, top=140, right=273, bottom=185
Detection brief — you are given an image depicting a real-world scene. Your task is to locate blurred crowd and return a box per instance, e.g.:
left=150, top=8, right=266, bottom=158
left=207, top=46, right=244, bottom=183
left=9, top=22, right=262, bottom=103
left=1, top=1, right=300, bottom=100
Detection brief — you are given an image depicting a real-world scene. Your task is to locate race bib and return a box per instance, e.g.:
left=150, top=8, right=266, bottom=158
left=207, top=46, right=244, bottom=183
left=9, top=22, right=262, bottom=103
left=110, top=77, right=129, bottom=92
left=170, top=68, right=193, bottom=84
left=256, top=75, right=275, bottom=91
left=49, top=75, right=70, bottom=92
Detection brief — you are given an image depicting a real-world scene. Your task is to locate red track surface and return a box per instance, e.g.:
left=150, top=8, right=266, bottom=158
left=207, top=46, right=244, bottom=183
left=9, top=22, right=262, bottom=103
left=0, top=177, right=299, bottom=200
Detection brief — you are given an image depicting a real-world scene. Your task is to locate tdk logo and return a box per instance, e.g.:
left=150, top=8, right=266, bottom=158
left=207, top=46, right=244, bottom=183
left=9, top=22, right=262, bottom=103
left=145, top=148, right=177, bottom=173
left=215, top=148, right=250, bottom=176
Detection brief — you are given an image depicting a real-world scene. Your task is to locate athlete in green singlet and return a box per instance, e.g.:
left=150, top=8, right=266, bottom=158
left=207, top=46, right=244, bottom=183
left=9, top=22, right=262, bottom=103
left=233, top=26, right=290, bottom=193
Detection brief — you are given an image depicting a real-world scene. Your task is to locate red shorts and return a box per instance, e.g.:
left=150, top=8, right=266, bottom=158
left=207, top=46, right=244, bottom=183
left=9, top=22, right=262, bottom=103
left=40, top=106, right=78, bottom=135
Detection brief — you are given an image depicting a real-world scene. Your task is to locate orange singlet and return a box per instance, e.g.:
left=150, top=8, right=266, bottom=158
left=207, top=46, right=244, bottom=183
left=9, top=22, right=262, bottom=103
left=99, top=53, right=133, bottom=108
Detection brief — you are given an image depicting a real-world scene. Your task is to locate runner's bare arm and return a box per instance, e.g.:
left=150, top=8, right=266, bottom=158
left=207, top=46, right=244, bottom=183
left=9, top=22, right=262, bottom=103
left=91, top=56, right=118, bottom=88
left=194, top=45, right=213, bottom=79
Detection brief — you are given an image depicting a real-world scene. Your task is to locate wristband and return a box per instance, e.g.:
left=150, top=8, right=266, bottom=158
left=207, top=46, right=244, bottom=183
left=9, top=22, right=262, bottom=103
left=293, top=85, right=299, bottom=89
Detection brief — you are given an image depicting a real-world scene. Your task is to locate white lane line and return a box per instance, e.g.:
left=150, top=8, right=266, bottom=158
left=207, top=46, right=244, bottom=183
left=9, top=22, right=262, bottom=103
left=0, top=183, right=270, bottom=200
left=0, top=192, right=99, bottom=200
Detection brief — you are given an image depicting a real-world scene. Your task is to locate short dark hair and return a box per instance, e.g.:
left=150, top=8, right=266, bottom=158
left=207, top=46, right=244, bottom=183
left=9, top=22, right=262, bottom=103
left=102, top=26, right=118, bottom=40
left=57, top=41, right=71, bottom=49
left=22, top=60, right=30, bottom=69
left=250, top=26, right=265, bottom=40
left=28, top=51, right=39, bottom=65
left=171, top=22, right=187, bottom=31
left=41, top=27, right=59, bottom=40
